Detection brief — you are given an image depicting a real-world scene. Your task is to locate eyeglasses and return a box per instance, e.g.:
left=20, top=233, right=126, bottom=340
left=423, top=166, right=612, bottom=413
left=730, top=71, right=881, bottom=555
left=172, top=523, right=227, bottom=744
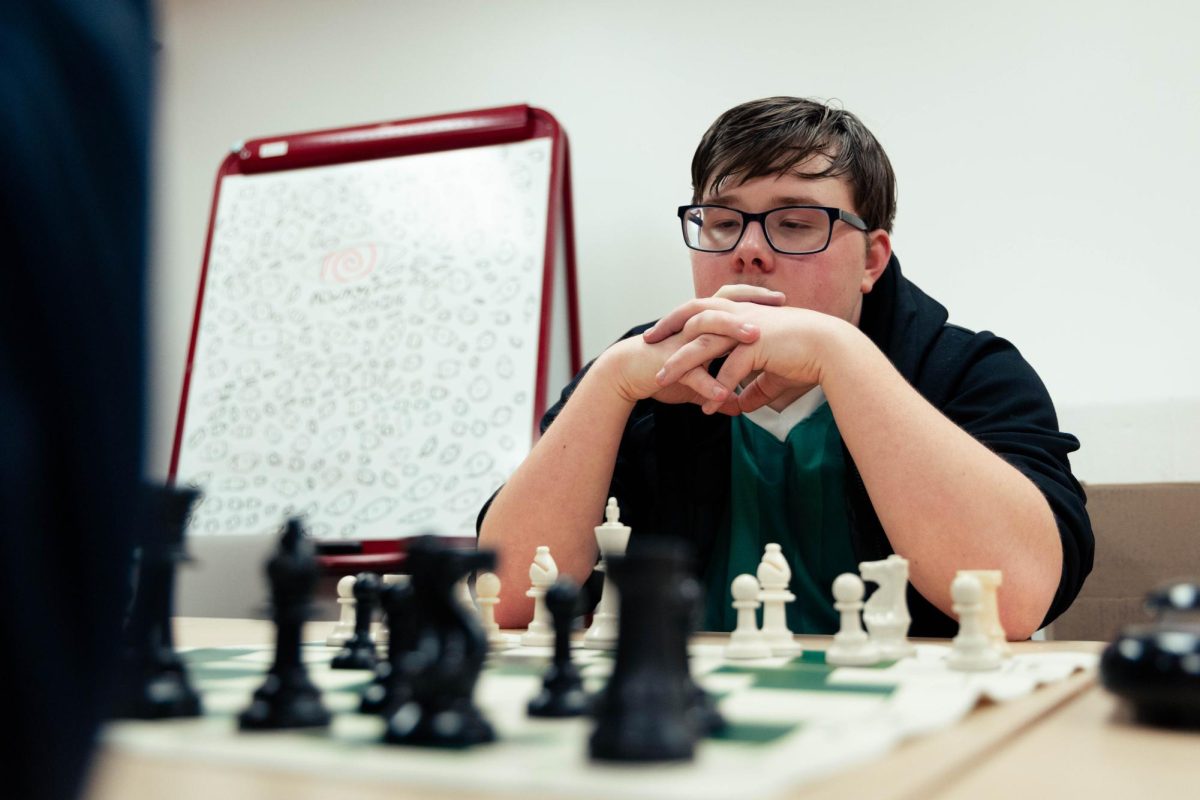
left=677, top=204, right=869, bottom=255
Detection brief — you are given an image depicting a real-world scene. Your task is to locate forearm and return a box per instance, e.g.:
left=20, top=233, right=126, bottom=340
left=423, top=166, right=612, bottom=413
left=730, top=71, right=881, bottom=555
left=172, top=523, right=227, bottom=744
left=820, top=325, right=1062, bottom=639
left=478, top=352, right=635, bottom=628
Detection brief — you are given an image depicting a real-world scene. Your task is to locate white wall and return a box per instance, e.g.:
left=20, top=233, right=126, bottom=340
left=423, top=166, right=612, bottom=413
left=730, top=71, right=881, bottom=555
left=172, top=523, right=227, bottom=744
left=152, top=0, right=1200, bottom=485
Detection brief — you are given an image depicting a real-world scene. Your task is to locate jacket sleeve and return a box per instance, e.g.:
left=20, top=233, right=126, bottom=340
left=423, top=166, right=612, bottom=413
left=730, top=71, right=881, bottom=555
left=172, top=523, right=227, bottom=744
left=927, top=326, right=1094, bottom=629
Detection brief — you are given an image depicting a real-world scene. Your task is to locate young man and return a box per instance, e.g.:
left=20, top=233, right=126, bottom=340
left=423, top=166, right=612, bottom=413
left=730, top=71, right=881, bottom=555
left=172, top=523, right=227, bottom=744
left=477, top=97, right=1092, bottom=639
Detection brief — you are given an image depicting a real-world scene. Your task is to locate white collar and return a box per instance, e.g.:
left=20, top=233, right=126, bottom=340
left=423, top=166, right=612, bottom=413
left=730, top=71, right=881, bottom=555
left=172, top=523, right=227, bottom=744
left=741, top=386, right=827, bottom=442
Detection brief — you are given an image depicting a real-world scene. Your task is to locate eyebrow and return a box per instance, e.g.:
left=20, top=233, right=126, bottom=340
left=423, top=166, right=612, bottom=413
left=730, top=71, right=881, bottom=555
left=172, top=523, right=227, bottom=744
left=706, top=194, right=826, bottom=207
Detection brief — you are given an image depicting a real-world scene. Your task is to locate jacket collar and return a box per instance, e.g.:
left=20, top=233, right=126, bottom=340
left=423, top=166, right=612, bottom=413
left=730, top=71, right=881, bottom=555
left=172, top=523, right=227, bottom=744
left=859, top=253, right=950, bottom=380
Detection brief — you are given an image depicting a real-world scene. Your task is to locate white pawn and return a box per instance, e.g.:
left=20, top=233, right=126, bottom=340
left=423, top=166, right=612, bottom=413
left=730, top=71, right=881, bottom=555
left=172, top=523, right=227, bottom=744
left=585, top=497, right=631, bottom=649
left=947, top=572, right=1002, bottom=671
left=725, top=574, right=772, bottom=660
left=959, top=569, right=1009, bottom=656
left=326, top=575, right=357, bottom=647
left=473, top=572, right=512, bottom=650
left=757, top=543, right=802, bottom=656
left=826, top=573, right=880, bottom=666
left=521, top=545, right=558, bottom=647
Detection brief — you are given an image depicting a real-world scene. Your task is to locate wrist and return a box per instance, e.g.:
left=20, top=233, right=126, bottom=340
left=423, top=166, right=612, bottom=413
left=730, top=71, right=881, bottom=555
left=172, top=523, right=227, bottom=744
left=814, top=316, right=879, bottom=389
left=590, top=344, right=644, bottom=406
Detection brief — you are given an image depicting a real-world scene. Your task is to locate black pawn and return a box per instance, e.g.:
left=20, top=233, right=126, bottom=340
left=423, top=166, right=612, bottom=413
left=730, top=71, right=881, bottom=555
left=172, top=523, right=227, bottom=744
left=331, top=572, right=380, bottom=671
left=238, top=518, right=331, bottom=730
left=361, top=580, right=416, bottom=715
left=528, top=579, right=588, bottom=717
left=589, top=539, right=700, bottom=763
left=112, top=484, right=203, bottom=719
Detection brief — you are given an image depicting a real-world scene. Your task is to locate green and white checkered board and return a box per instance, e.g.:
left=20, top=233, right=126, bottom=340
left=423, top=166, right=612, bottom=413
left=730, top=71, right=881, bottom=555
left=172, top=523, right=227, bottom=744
left=102, top=641, right=1095, bottom=800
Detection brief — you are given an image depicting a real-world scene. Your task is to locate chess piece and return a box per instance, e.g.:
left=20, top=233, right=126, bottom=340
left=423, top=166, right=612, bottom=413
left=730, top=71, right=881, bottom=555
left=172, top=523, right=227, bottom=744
left=590, top=539, right=703, bottom=763
left=456, top=575, right=476, bottom=615
left=521, top=546, right=558, bottom=647
left=724, top=574, right=772, bottom=660
left=239, top=518, right=331, bottom=730
left=383, top=537, right=497, bottom=747
left=474, top=571, right=512, bottom=650
left=376, top=573, right=408, bottom=647
left=959, top=569, right=1009, bottom=656
left=825, top=573, right=881, bottom=667
left=361, top=580, right=417, bottom=715
left=681, top=565, right=726, bottom=738
left=331, top=572, right=380, bottom=670
left=528, top=580, right=589, bottom=717
left=1101, top=581, right=1200, bottom=729
left=860, top=554, right=915, bottom=659
left=947, top=572, right=1002, bottom=672
left=326, top=574, right=357, bottom=647
left=112, top=484, right=203, bottom=719
left=757, top=543, right=802, bottom=656
left=584, top=497, right=632, bottom=650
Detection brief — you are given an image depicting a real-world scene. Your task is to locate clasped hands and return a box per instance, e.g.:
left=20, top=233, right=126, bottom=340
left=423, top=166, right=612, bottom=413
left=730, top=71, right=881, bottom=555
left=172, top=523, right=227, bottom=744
left=604, top=285, right=843, bottom=416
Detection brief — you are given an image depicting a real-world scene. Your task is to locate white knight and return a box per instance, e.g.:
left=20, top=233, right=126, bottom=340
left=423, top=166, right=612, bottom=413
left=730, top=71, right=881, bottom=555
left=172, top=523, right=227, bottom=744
left=860, top=554, right=914, bottom=659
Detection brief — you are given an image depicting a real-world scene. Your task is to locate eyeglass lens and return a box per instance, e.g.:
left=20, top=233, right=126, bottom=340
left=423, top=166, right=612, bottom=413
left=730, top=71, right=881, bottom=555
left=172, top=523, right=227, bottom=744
left=683, top=207, right=832, bottom=253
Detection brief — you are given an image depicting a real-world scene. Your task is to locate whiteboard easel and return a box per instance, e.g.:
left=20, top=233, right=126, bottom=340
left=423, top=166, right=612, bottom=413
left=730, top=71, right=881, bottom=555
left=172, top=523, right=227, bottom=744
left=169, top=105, right=579, bottom=555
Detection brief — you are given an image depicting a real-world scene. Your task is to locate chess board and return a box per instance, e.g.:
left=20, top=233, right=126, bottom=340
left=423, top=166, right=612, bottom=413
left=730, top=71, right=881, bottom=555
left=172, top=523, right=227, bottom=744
left=100, top=640, right=1097, bottom=800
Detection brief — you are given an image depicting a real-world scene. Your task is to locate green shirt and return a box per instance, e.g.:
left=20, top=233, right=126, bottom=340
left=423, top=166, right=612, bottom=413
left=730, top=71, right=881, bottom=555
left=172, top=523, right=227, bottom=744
left=702, top=392, right=858, bottom=634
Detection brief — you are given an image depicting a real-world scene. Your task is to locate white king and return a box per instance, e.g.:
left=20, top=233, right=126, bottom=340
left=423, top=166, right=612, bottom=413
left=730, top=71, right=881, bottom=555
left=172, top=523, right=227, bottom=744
left=584, top=497, right=631, bottom=649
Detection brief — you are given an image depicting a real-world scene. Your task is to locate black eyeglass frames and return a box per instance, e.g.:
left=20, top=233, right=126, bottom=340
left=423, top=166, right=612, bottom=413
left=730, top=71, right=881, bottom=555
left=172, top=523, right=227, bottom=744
left=677, top=204, right=869, bottom=255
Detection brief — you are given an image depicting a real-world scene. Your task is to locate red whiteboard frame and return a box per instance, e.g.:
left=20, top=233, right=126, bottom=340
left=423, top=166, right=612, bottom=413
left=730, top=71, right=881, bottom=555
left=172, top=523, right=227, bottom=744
left=169, top=104, right=582, bottom=571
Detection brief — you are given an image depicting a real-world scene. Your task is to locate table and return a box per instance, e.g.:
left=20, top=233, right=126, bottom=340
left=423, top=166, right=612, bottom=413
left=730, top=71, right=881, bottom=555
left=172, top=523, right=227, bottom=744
left=84, top=619, right=1196, bottom=800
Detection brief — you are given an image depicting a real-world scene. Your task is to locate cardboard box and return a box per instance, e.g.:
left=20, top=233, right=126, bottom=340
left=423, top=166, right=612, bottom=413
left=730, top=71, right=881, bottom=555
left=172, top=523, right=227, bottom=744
left=1045, top=482, right=1200, bottom=642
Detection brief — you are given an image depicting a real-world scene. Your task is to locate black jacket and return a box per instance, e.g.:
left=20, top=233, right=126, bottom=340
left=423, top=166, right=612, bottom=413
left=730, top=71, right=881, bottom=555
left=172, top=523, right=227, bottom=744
left=485, top=255, right=1093, bottom=637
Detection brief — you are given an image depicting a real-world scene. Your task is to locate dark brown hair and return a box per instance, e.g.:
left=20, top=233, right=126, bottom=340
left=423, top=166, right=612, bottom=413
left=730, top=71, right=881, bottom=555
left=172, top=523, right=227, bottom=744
left=691, top=97, right=897, bottom=233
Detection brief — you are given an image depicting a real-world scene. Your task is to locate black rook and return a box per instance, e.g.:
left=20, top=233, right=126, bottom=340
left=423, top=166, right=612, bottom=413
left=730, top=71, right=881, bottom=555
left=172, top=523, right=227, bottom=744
left=112, top=484, right=203, bottom=719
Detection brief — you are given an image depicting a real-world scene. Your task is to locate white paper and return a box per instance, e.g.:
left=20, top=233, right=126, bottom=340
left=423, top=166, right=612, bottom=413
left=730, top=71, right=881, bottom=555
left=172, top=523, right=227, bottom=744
left=175, top=138, right=553, bottom=541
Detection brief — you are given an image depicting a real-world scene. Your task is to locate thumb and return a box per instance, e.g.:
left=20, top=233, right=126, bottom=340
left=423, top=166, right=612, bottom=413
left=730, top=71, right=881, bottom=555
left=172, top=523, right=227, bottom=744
left=737, top=373, right=787, bottom=413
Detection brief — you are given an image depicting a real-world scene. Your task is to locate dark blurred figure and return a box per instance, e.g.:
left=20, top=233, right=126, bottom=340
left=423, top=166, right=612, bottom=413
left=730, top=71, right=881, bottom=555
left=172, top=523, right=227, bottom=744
left=0, top=2, right=154, bottom=799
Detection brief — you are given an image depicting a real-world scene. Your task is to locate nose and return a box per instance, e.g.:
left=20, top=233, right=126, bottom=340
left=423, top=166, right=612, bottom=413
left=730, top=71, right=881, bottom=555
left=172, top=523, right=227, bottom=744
left=733, top=220, right=775, bottom=274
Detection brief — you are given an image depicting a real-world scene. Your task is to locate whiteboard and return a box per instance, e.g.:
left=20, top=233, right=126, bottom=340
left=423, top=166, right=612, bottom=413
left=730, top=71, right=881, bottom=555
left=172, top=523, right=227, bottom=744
left=175, top=138, right=553, bottom=542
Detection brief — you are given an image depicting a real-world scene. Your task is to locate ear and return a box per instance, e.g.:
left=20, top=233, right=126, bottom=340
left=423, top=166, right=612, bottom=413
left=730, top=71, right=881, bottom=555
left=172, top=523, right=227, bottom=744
left=860, top=229, right=892, bottom=294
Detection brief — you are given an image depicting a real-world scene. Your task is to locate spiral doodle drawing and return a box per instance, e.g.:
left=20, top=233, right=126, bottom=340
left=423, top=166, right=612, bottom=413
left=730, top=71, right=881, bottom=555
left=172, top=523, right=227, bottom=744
left=320, top=243, right=378, bottom=284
